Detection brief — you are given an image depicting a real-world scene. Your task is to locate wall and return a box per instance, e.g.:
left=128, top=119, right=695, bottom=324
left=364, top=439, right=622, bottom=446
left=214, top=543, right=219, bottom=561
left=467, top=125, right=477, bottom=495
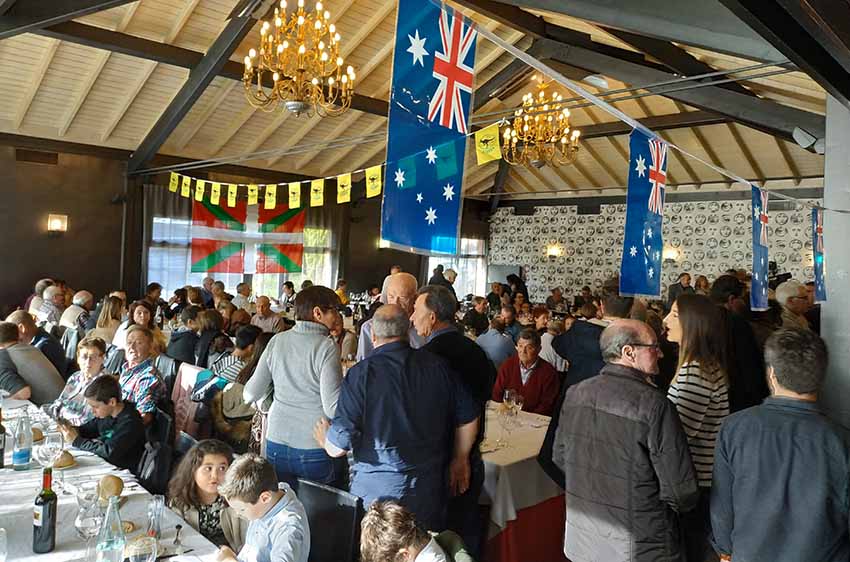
left=489, top=199, right=819, bottom=303
left=0, top=147, right=126, bottom=314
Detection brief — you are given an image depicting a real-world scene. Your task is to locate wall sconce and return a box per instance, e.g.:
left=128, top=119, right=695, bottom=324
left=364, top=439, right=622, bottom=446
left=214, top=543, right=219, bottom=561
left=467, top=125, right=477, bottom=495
left=662, top=246, right=680, bottom=264
left=47, top=214, right=68, bottom=236
left=546, top=244, right=564, bottom=260
left=377, top=238, right=390, bottom=249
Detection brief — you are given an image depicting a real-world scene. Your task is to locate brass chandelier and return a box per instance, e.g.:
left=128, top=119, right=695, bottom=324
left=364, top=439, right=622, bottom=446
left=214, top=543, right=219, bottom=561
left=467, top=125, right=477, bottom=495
left=501, top=77, right=581, bottom=167
left=243, top=0, right=356, bottom=117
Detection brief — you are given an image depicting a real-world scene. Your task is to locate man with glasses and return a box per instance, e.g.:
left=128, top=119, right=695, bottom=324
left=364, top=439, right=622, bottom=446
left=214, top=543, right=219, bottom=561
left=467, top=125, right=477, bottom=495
left=709, top=275, right=768, bottom=412
left=554, top=319, right=698, bottom=562
left=356, top=272, right=425, bottom=361
left=775, top=280, right=811, bottom=331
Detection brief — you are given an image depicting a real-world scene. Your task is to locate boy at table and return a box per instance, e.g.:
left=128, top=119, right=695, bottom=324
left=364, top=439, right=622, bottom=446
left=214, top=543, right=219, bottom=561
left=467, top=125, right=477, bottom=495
left=216, top=454, right=310, bottom=562
left=57, top=374, right=146, bottom=471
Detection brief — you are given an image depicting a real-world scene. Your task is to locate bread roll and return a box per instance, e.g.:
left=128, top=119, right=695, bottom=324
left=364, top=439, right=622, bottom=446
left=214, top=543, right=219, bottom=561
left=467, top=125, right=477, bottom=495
left=32, top=427, right=44, bottom=442
left=99, top=475, right=124, bottom=499
left=53, top=450, right=74, bottom=469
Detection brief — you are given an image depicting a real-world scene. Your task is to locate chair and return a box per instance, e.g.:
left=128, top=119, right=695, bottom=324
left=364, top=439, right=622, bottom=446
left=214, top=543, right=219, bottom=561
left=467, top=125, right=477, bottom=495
left=174, top=431, right=198, bottom=463
left=155, top=354, right=180, bottom=397
left=293, top=479, right=363, bottom=562
left=103, top=345, right=125, bottom=374
left=137, top=408, right=174, bottom=495
left=60, top=328, right=80, bottom=363
left=171, top=363, right=203, bottom=439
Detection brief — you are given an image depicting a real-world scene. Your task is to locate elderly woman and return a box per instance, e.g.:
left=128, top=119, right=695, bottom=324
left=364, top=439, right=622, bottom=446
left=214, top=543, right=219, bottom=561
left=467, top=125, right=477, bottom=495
left=118, top=325, right=166, bottom=426
left=112, top=300, right=167, bottom=353
left=49, top=336, right=108, bottom=426
left=243, top=285, right=344, bottom=486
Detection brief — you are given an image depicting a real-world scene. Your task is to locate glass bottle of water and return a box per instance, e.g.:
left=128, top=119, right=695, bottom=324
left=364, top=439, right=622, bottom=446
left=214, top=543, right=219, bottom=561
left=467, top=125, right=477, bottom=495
left=12, top=408, right=32, bottom=470
left=94, top=496, right=126, bottom=562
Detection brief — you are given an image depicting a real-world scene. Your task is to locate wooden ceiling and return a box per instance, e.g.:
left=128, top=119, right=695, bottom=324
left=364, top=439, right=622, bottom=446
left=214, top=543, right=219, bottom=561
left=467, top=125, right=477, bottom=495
left=0, top=0, right=827, bottom=198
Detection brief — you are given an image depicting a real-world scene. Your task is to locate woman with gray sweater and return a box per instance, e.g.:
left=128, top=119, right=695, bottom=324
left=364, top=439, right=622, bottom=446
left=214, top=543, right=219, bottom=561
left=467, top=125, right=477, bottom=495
left=243, top=285, right=345, bottom=486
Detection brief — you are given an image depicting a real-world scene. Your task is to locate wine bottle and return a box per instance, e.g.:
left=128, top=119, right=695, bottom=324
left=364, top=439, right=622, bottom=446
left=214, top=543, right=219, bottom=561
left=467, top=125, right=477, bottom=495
left=0, top=407, right=6, bottom=469
left=33, top=467, right=57, bottom=553
left=13, top=408, right=32, bottom=470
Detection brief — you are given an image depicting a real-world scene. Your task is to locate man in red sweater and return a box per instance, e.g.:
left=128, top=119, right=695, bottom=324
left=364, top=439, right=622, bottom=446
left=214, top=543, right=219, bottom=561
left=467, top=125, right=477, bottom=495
left=492, top=328, right=560, bottom=416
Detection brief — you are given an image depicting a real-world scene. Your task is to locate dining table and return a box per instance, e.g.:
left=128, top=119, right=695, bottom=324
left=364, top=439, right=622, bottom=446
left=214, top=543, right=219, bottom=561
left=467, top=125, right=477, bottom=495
left=0, top=399, right=218, bottom=562
left=480, top=401, right=567, bottom=562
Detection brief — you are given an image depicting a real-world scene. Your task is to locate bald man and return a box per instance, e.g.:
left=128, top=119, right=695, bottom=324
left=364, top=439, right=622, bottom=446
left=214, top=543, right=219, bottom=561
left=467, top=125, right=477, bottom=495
left=251, top=296, right=283, bottom=333
left=6, top=310, right=67, bottom=377
left=357, top=272, right=425, bottom=361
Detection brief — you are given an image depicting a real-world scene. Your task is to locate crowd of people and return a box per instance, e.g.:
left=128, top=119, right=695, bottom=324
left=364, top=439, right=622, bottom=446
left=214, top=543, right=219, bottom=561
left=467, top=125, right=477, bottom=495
left=0, top=263, right=839, bottom=562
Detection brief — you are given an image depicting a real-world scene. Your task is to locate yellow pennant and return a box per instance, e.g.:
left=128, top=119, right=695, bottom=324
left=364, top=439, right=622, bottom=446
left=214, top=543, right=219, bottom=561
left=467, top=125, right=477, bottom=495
left=288, top=182, right=301, bottom=208
left=264, top=184, right=277, bottom=209
left=227, top=184, right=237, bottom=207
left=247, top=184, right=259, bottom=205
left=310, top=179, right=324, bottom=207
left=194, top=180, right=205, bottom=201
left=180, top=175, right=192, bottom=198
left=210, top=182, right=221, bottom=205
left=337, top=173, right=352, bottom=204
left=365, top=165, right=382, bottom=198
left=475, top=123, right=502, bottom=165
left=169, top=172, right=180, bottom=192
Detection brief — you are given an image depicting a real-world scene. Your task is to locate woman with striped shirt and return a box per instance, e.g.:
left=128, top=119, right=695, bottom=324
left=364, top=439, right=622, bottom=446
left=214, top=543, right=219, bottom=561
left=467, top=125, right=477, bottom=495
left=665, top=293, right=730, bottom=562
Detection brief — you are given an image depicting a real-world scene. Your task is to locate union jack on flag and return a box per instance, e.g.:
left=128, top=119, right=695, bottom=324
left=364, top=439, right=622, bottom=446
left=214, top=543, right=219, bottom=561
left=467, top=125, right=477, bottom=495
left=427, top=10, right=476, bottom=134
left=758, top=189, right=769, bottom=246
left=647, top=138, right=667, bottom=215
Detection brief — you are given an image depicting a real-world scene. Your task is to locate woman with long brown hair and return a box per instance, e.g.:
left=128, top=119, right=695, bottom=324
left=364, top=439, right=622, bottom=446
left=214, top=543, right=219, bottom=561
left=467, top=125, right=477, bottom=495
left=664, top=293, right=730, bottom=562
left=167, top=439, right=247, bottom=550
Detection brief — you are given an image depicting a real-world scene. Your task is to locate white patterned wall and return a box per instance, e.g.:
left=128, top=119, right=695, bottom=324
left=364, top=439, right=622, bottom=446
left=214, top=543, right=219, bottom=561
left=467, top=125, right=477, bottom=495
left=488, top=199, right=819, bottom=303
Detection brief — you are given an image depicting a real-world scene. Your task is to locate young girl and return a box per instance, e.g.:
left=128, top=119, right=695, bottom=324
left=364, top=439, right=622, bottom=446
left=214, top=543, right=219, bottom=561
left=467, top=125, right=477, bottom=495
left=167, top=439, right=248, bottom=550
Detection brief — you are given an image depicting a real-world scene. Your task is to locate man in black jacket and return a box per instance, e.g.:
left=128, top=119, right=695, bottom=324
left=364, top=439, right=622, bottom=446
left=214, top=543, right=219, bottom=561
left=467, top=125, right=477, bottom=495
left=412, top=284, right=495, bottom=559
left=555, top=320, right=698, bottom=562
left=58, top=374, right=146, bottom=471
left=538, top=278, right=633, bottom=487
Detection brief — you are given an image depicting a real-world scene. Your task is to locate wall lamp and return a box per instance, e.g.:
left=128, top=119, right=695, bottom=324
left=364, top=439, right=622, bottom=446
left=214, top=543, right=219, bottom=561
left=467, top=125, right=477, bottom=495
left=47, top=214, right=68, bottom=237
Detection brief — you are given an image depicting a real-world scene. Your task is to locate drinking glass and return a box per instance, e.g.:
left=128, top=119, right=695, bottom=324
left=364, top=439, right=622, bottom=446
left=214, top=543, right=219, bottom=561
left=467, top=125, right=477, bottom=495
left=126, top=536, right=158, bottom=562
left=75, top=482, right=104, bottom=548
left=513, top=394, right=525, bottom=413
left=41, top=434, right=65, bottom=491
left=503, top=389, right=517, bottom=410
left=0, top=527, right=7, bottom=562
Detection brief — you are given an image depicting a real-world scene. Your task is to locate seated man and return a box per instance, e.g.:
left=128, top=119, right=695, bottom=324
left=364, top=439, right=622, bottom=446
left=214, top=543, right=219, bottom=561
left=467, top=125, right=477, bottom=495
left=118, top=326, right=166, bottom=426
left=251, top=296, right=283, bottom=334
left=461, top=297, right=489, bottom=337
left=0, top=321, right=63, bottom=405
left=491, top=328, right=559, bottom=416
left=166, top=305, right=201, bottom=365
left=475, top=316, right=516, bottom=370
left=217, top=453, right=310, bottom=562
left=315, top=305, right=479, bottom=532
left=58, top=374, right=146, bottom=471
left=500, top=304, right=521, bottom=344
left=60, top=290, right=94, bottom=334
left=0, top=346, right=32, bottom=400
left=37, top=284, right=66, bottom=325
left=7, top=310, right=67, bottom=377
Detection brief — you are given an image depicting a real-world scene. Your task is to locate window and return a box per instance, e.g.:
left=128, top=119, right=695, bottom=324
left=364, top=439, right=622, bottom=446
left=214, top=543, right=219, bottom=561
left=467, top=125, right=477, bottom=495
left=147, top=217, right=334, bottom=297
left=427, top=238, right=487, bottom=298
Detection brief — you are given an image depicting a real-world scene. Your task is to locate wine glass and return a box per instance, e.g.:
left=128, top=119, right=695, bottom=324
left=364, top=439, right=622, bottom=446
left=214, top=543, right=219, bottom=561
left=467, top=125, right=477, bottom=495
left=38, top=434, right=65, bottom=491
left=75, top=481, right=103, bottom=546
left=503, top=389, right=517, bottom=410
left=126, top=536, right=158, bottom=562
left=513, top=394, right=525, bottom=413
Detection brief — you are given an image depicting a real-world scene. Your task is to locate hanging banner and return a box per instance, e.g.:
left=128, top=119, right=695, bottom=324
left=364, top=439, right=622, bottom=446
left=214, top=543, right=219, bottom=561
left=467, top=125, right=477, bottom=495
left=288, top=182, right=301, bottom=208
left=365, top=165, right=382, bottom=198
left=620, top=129, right=666, bottom=298
left=227, top=184, right=237, bottom=208
left=180, top=175, right=192, bottom=198
left=209, top=182, right=221, bottom=205
left=750, top=185, right=769, bottom=311
left=812, top=207, right=827, bottom=303
left=248, top=184, right=259, bottom=206
left=194, top=180, right=206, bottom=202
left=381, top=1, right=477, bottom=254
left=169, top=172, right=180, bottom=193
left=310, top=179, right=324, bottom=207
left=264, top=184, right=277, bottom=209
left=475, top=122, right=502, bottom=165
left=337, top=173, right=351, bottom=204
left=256, top=205, right=306, bottom=273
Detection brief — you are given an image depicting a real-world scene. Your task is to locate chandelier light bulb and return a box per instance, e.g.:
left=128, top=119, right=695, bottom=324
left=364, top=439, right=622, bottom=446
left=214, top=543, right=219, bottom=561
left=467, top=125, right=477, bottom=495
left=572, top=130, right=580, bottom=139
left=249, top=48, right=257, bottom=58
left=329, top=23, right=335, bottom=33
left=318, top=40, right=324, bottom=50
left=276, top=17, right=282, bottom=27
left=341, top=75, right=348, bottom=84
left=336, top=56, right=343, bottom=66
left=244, top=56, right=251, bottom=67
left=311, top=77, right=319, bottom=85
left=282, top=40, right=289, bottom=49
left=297, top=0, right=304, bottom=7
left=280, top=0, right=286, bottom=8
left=320, top=51, right=328, bottom=61
left=297, top=15, right=304, bottom=25
left=324, top=10, right=330, bottom=19
left=328, top=76, right=334, bottom=85
left=334, top=32, right=340, bottom=42
left=273, top=72, right=280, bottom=81
left=298, top=44, right=306, bottom=54
left=316, top=1, right=322, bottom=10
left=277, top=44, right=284, bottom=54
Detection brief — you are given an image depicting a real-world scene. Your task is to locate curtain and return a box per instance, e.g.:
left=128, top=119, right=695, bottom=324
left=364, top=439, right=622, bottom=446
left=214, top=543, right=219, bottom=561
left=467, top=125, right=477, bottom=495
left=142, top=182, right=346, bottom=297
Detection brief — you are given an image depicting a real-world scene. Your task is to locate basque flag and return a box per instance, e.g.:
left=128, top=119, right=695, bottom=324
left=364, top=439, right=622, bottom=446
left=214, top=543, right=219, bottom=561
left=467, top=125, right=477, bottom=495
left=750, top=185, right=769, bottom=311
left=380, top=0, right=477, bottom=255
left=812, top=208, right=827, bottom=303
left=620, top=129, right=667, bottom=298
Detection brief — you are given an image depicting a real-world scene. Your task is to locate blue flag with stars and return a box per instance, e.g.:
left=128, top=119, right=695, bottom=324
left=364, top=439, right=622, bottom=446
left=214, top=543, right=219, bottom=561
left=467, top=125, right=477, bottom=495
left=812, top=207, right=827, bottom=303
left=620, top=129, right=667, bottom=298
left=751, top=185, right=769, bottom=311
left=380, top=0, right=477, bottom=255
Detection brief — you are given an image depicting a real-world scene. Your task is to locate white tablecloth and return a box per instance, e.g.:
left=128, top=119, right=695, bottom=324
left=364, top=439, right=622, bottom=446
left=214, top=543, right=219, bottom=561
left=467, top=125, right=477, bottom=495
left=1, top=401, right=218, bottom=562
left=480, top=402, right=562, bottom=536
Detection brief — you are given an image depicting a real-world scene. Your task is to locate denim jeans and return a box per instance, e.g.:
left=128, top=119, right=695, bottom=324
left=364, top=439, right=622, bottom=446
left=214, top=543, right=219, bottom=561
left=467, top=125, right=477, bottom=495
left=266, top=440, right=347, bottom=488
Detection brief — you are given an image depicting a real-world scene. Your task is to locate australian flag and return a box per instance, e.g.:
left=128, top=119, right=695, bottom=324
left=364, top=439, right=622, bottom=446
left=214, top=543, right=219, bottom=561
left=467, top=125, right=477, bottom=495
left=380, top=0, right=477, bottom=255
left=751, top=185, right=769, bottom=311
left=812, top=207, right=827, bottom=303
left=620, top=129, right=667, bottom=298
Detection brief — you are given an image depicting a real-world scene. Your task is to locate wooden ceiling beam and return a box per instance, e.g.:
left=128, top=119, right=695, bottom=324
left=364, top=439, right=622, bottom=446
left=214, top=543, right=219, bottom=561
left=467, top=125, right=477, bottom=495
left=320, top=118, right=386, bottom=175
left=523, top=163, right=553, bottom=192
left=508, top=169, right=535, bottom=192
left=0, top=0, right=136, bottom=40
left=207, top=104, right=257, bottom=155
left=13, top=37, right=59, bottom=130
left=548, top=162, right=578, bottom=189
left=172, top=80, right=237, bottom=151
left=773, top=137, right=801, bottom=184
left=726, top=122, right=765, bottom=180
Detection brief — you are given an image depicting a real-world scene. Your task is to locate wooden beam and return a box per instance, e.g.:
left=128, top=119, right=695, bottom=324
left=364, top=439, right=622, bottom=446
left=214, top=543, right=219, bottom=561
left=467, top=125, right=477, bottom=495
left=523, top=163, right=552, bottom=192
left=207, top=104, right=257, bottom=155
left=321, top=118, right=386, bottom=175
left=508, top=169, right=535, bottom=192
left=14, top=38, right=59, bottom=130
left=581, top=139, right=625, bottom=185
left=100, top=60, right=157, bottom=141
left=572, top=159, right=602, bottom=188
left=582, top=105, right=629, bottom=179
left=726, top=122, right=765, bottom=180
left=58, top=1, right=140, bottom=136
left=773, top=136, right=801, bottom=184
left=0, top=0, right=136, bottom=39
left=548, top=162, right=578, bottom=189
left=172, top=80, right=236, bottom=151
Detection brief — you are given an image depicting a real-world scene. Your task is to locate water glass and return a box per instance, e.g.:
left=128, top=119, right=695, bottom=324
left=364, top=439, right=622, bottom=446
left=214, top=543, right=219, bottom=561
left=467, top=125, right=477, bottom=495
left=503, top=389, right=517, bottom=409
left=126, top=536, right=158, bottom=562
left=514, top=394, right=525, bottom=413
left=75, top=481, right=104, bottom=541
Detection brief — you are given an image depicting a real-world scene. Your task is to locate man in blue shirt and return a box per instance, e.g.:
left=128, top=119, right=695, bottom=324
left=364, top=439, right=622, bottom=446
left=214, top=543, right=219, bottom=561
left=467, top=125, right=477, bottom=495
left=711, top=328, right=850, bottom=562
left=476, top=316, right=516, bottom=370
left=500, top=304, right=521, bottom=343
left=6, top=310, right=67, bottom=377
left=315, top=304, right=479, bottom=532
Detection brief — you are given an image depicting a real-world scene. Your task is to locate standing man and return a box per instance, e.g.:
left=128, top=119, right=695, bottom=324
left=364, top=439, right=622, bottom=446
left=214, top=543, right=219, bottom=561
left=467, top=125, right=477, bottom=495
left=315, top=305, right=479, bottom=532
left=251, top=296, right=283, bottom=333
left=357, top=273, right=424, bottom=361
left=666, top=273, right=695, bottom=311
left=775, top=280, right=811, bottom=330
left=711, top=328, right=850, bottom=561
left=555, top=320, right=698, bottom=562
left=412, top=285, right=495, bottom=558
